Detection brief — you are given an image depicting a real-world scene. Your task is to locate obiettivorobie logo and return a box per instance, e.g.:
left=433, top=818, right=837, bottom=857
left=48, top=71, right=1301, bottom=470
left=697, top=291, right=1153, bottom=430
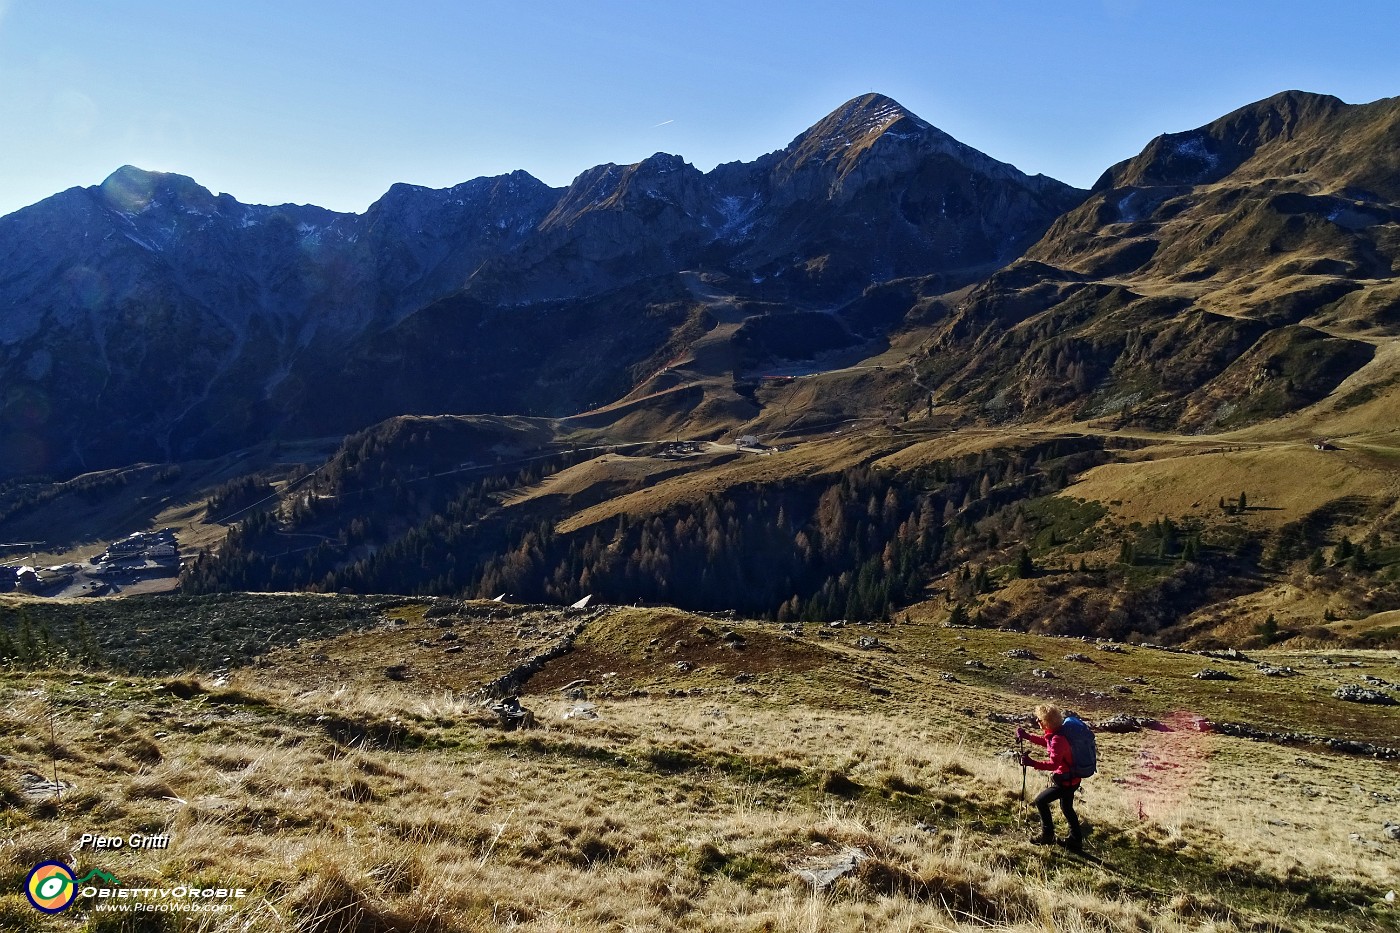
left=24, top=861, right=248, bottom=915
left=24, top=862, right=120, bottom=914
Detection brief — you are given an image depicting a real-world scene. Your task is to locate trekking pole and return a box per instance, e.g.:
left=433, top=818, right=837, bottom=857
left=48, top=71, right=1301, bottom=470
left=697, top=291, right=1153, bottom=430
left=1017, top=732, right=1026, bottom=803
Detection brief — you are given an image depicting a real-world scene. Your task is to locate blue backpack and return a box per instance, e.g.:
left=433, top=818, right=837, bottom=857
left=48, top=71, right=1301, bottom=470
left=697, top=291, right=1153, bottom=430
left=1060, top=715, right=1097, bottom=779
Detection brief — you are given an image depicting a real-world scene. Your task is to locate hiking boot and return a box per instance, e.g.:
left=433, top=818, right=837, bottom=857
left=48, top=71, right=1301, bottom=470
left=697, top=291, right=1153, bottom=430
left=1028, top=831, right=1055, bottom=845
left=1062, top=835, right=1083, bottom=853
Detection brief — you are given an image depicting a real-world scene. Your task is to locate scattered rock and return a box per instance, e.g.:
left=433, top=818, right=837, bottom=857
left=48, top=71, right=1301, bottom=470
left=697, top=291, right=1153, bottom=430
left=856, top=636, right=883, bottom=650
left=444, top=645, right=464, bottom=654
left=696, top=625, right=716, bottom=637
left=1112, top=685, right=1133, bottom=694
left=674, top=661, right=693, bottom=673
left=483, top=616, right=590, bottom=698
left=1064, top=653, right=1092, bottom=663
left=733, top=673, right=754, bottom=684
left=1383, top=822, right=1400, bottom=842
left=964, top=659, right=987, bottom=670
left=1095, top=643, right=1125, bottom=653
left=20, top=773, right=74, bottom=800
left=1095, top=714, right=1161, bottom=733
left=1203, top=648, right=1252, bottom=663
left=562, top=704, right=598, bottom=721
left=1333, top=685, right=1397, bottom=705
left=794, top=847, right=867, bottom=889
left=1192, top=669, right=1236, bottom=681
left=1256, top=664, right=1298, bottom=677
left=938, top=672, right=960, bottom=683
left=489, top=696, right=536, bottom=730
left=1208, top=721, right=1399, bottom=759
left=987, top=712, right=1033, bottom=726
left=1032, top=668, right=1057, bottom=679
left=1004, top=648, right=1038, bottom=660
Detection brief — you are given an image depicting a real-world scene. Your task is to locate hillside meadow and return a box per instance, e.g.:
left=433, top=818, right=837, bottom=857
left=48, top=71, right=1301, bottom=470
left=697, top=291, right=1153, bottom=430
left=1, top=595, right=1397, bottom=932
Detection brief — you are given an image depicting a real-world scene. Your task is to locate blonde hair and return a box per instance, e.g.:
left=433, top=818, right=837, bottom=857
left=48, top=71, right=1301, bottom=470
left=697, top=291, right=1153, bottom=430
left=1034, top=704, right=1064, bottom=729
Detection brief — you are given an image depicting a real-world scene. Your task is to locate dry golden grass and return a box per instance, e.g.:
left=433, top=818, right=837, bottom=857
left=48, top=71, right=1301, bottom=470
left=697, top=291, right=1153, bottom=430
left=1065, top=444, right=1391, bottom=532
left=2, top=601, right=1396, bottom=932
left=554, top=436, right=890, bottom=534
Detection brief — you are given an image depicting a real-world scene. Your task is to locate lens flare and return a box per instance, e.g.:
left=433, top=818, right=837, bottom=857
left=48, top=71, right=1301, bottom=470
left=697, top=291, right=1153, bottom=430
left=1121, top=710, right=1213, bottom=824
left=64, top=266, right=109, bottom=309
left=101, top=167, right=157, bottom=213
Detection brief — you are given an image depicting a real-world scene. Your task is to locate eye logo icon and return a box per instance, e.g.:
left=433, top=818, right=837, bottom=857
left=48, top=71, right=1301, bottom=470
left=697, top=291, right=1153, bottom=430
left=25, top=861, right=77, bottom=913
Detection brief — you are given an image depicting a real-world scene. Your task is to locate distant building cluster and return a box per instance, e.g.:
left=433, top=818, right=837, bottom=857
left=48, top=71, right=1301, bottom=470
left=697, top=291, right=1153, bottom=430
left=93, top=529, right=179, bottom=570
left=0, top=528, right=182, bottom=596
left=0, top=563, right=75, bottom=594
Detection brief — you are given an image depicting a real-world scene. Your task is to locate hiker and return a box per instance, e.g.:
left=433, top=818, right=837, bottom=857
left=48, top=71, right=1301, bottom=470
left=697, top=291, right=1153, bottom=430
left=1017, top=704, right=1089, bottom=851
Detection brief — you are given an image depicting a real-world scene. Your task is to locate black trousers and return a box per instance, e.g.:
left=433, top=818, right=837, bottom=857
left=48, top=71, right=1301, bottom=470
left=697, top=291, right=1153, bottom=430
left=1034, top=775, right=1081, bottom=839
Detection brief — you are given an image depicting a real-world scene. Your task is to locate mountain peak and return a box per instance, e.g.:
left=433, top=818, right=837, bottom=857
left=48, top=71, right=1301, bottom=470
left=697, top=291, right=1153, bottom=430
left=98, top=165, right=214, bottom=215
left=825, top=93, right=927, bottom=133
left=801, top=93, right=930, bottom=151
left=773, top=92, right=938, bottom=182
left=1095, top=89, right=1352, bottom=191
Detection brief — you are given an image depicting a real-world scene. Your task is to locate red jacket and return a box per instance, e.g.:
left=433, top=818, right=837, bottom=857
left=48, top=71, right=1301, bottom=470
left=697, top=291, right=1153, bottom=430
left=1026, top=728, right=1081, bottom=786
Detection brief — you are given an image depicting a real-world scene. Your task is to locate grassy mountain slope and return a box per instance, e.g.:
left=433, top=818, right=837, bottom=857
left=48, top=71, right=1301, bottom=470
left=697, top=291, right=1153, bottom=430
left=0, top=595, right=1396, bottom=932
left=905, top=91, right=1400, bottom=433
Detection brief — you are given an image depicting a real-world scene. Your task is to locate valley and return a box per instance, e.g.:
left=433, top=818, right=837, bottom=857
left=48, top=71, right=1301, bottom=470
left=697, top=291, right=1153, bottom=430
left=3, top=85, right=1400, bottom=930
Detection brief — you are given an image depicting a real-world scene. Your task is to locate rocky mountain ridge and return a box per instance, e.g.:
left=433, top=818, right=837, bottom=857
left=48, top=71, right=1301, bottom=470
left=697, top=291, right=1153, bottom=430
left=0, top=93, right=1082, bottom=478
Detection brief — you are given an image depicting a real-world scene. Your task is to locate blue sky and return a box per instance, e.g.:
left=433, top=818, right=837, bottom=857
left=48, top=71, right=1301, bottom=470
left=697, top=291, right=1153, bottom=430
left=2, top=0, right=1399, bottom=218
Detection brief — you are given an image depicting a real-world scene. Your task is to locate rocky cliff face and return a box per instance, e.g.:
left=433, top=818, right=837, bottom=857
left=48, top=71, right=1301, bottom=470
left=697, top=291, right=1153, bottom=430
left=0, top=94, right=1082, bottom=479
